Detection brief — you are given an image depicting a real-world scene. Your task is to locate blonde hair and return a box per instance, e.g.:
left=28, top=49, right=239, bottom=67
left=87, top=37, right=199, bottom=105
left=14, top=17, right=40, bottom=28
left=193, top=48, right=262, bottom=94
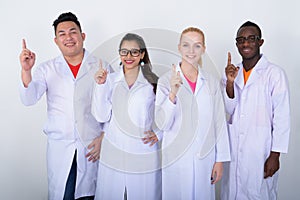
left=180, top=27, right=205, bottom=66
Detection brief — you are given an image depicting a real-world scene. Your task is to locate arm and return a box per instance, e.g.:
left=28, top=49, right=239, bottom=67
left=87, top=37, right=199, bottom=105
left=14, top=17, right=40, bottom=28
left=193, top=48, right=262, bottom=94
left=91, top=61, right=113, bottom=122
left=20, top=39, right=35, bottom=88
left=264, top=68, right=290, bottom=178
left=155, top=74, right=177, bottom=131
left=222, top=52, right=239, bottom=116
left=91, top=77, right=113, bottom=123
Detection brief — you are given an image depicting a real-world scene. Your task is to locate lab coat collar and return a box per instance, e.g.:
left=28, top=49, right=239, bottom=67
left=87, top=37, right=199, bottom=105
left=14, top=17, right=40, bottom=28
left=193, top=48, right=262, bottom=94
left=114, top=66, right=148, bottom=86
left=236, top=54, right=268, bottom=89
left=176, top=63, right=206, bottom=95
left=55, top=49, right=97, bottom=80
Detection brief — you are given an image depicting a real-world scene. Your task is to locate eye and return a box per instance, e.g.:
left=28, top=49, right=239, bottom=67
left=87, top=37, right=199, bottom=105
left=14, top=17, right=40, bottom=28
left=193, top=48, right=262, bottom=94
left=236, top=37, right=244, bottom=44
left=131, top=49, right=140, bottom=56
left=119, top=49, right=129, bottom=56
left=248, top=35, right=256, bottom=42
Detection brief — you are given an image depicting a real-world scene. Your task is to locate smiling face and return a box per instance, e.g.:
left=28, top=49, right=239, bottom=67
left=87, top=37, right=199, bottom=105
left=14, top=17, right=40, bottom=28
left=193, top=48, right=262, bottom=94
left=236, top=26, right=264, bottom=61
left=54, top=21, right=85, bottom=59
left=178, top=31, right=205, bottom=67
left=119, top=40, right=144, bottom=73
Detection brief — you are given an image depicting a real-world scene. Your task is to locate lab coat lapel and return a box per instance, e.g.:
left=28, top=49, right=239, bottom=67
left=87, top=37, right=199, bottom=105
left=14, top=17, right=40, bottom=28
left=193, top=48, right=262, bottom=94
left=234, top=65, right=244, bottom=90
left=55, top=56, right=73, bottom=79
left=76, top=50, right=97, bottom=81
left=131, top=68, right=148, bottom=91
left=176, top=64, right=194, bottom=95
left=244, top=55, right=267, bottom=88
left=193, top=68, right=205, bottom=96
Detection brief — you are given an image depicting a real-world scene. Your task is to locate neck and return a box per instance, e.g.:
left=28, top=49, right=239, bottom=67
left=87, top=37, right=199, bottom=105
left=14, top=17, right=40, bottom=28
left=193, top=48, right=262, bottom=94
left=180, top=60, right=198, bottom=82
left=242, top=54, right=261, bottom=71
left=64, top=49, right=84, bottom=66
left=124, top=66, right=139, bottom=86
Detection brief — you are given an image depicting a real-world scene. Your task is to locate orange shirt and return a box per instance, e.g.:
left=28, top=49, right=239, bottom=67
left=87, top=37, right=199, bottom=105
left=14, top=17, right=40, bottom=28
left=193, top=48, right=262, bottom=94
left=243, top=68, right=253, bottom=85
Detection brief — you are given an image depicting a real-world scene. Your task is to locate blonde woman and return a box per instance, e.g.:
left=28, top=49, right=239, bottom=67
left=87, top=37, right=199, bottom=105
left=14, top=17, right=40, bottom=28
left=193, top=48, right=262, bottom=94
left=155, top=27, right=230, bottom=199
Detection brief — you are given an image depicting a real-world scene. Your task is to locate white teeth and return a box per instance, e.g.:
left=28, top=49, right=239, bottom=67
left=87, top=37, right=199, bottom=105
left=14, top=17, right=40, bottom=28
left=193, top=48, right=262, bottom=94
left=186, top=55, right=196, bottom=59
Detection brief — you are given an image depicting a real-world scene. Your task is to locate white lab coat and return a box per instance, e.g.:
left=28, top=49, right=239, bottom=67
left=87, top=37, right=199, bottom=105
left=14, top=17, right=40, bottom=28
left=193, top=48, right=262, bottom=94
left=220, top=55, right=290, bottom=200
left=155, top=64, right=231, bottom=200
left=92, top=67, right=162, bottom=200
left=20, top=50, right=110, bottom=200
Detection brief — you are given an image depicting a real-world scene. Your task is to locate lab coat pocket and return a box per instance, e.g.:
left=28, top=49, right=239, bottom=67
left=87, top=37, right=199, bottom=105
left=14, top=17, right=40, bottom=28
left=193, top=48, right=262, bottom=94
left=43, top=115, right=68, bottom=139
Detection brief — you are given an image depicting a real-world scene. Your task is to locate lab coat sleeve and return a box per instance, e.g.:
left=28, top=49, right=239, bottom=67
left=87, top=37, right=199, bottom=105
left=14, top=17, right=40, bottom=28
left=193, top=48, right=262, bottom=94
left=91, top=75, right=113, bottom=123
left=270, top=68, right=290, bottom=153
left=152, top=122, right=163, bottom=141
left=221, top=77, right=238, bottom=117
left=215, top=81, right=231, bottom=162
left=155, top=74, right=177, bottom=131
left=19, top=65, right=47, bottom=106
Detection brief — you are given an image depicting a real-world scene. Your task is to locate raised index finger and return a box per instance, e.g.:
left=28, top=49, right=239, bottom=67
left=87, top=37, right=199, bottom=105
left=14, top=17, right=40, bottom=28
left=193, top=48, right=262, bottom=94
left=99, top=59, right=103, bottom=70
left=22, top=39, right=27, bottom=50
left=227, top=52, right=231, bottom=66
left=172, top=64, right=177, bottom=74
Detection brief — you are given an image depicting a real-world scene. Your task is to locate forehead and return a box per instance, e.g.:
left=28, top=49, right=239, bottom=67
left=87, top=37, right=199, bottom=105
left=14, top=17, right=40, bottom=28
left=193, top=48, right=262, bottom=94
left=181, top=31, right=204, bottom=43
left=121, top=40, right=140, bottom=48
left=237, top=26, right=259, bottom=37
left=56, top=21, right=79, bottom=32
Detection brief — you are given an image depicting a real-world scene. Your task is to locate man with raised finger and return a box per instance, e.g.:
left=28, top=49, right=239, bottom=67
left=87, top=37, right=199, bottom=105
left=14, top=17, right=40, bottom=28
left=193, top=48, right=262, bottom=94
left=221, top=21, right=290, bottom=200
left=19, top=12, right=111, bottom=200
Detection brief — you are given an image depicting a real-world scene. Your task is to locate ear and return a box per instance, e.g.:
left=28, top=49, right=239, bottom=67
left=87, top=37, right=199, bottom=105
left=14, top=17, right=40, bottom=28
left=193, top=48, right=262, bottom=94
left=54, top=37, right=58, bottom=45
left=140, top=51, right=145, bottom=60
left=258, top=39, right=264, bottom=47
left=81, top=32, right=86, bottom=41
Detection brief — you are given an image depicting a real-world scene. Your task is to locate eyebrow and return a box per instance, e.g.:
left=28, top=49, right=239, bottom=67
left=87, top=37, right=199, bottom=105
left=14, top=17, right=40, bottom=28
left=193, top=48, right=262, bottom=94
left=57, top=27, right=78, bottom=33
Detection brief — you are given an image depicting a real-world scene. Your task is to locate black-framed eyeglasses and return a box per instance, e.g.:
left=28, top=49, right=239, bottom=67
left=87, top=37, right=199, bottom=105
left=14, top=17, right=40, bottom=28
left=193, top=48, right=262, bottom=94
left=235, top=35, right=261, bottom=44
left=119, top=48, right=142, bottom=57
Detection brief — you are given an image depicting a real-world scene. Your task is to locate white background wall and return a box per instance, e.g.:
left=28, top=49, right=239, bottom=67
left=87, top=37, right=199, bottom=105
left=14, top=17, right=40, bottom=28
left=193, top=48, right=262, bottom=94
left=0, top=0, right=299, bottom=199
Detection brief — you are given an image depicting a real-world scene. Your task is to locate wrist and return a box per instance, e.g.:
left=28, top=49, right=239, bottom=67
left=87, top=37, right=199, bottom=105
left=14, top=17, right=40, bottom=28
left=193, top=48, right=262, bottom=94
left=226, top=80, right=234, bottom=87
left=270, top=151, right=280, bottom=158
left=169, top=91, right=177, bottom=103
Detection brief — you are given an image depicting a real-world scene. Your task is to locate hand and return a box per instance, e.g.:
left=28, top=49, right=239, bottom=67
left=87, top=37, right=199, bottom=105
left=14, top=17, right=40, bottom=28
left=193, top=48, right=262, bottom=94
left=211, top=162, right=223, bottom=184
left=225, top=52, right=239, bottom=84
left=169, top=64, right=182, bottom=100
left=19, top=39, right=36, bottom=72
left=94, top=60, right=108, bottom=84
left=85, top=132, right=104, bottom=162
left=141, top=130, right=158, bottom=146
left=264, top=151, right=280, bottom=178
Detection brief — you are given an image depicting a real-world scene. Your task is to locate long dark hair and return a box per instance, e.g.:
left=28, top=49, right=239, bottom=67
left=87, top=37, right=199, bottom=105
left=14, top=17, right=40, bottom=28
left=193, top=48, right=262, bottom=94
left=119, top=33, right=158, bottom=93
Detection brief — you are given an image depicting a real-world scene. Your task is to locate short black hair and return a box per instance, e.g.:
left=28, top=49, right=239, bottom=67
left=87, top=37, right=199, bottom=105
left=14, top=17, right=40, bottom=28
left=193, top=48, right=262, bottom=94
left=52, top=12, right=82, bottom=34
left=238, top=21, right=262, bottom=38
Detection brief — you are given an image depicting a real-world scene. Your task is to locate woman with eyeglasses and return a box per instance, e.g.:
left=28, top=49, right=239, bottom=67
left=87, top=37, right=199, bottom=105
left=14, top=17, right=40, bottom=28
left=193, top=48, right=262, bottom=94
left=92, top=33, right=162, bottom=200
left=155, top=27, right=231, bottom=200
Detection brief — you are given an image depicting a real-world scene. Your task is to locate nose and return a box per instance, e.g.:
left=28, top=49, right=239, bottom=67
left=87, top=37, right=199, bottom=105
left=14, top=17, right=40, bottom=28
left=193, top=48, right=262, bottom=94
left=126, top=52, right=132, bottom=58
left=189, top=47, right=195, bottom=53
left=242, top=40, right=251, bottom=47
left=65, top=32, right=73, bottom=40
